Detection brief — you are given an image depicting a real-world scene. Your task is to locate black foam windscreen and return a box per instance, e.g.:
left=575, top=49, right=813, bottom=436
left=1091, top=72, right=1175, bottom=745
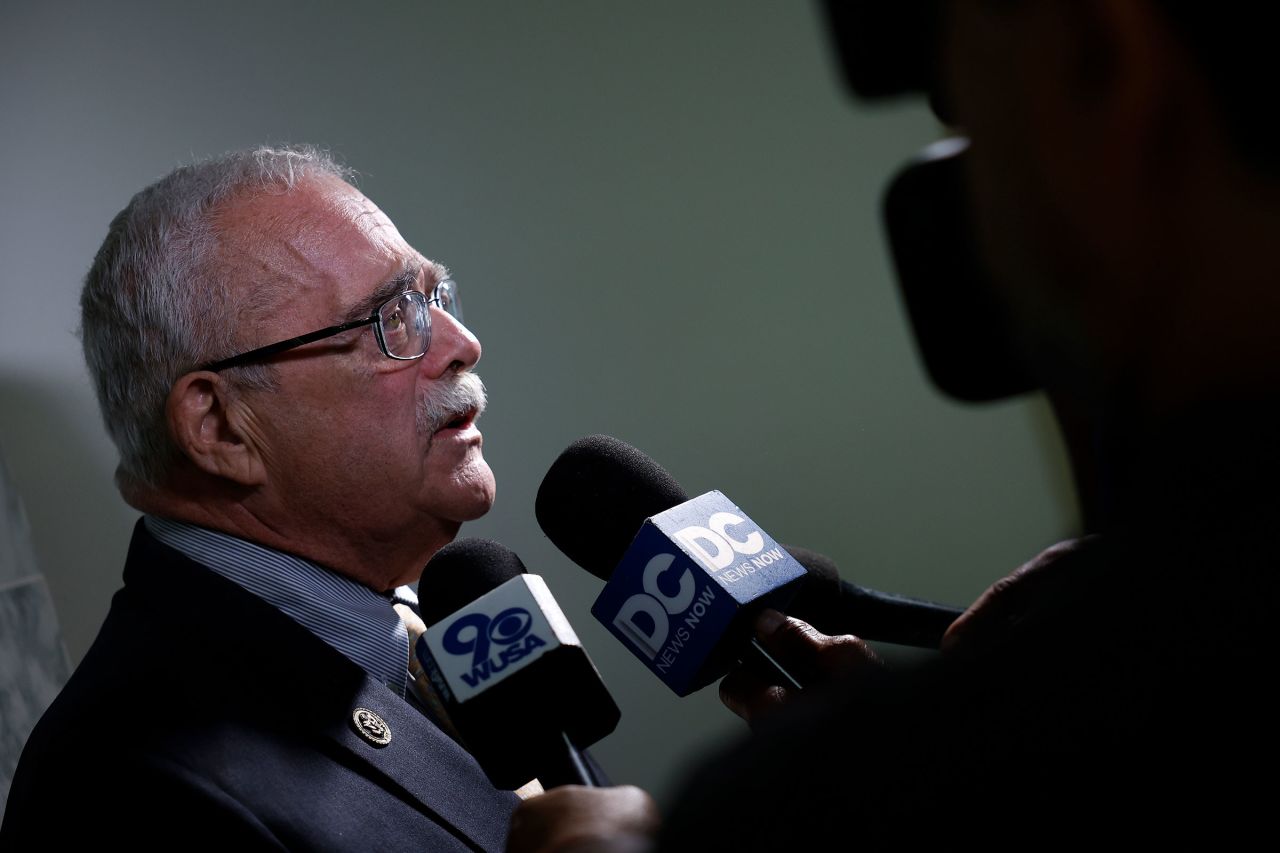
left=417, top=538, right=528, bottom=627
left=535, top=435, right=689, bottom=581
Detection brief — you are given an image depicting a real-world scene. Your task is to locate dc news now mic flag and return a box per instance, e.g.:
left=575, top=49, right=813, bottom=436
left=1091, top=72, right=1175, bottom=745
left=591, top=490, right=806, bottom=696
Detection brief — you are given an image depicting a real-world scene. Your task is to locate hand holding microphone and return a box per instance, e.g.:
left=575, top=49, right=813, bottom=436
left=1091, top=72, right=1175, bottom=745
left=719, top=609, right=882, bottom=727
left=941, top=536, right=1101, bottom=655
left=506, top=785, right=660, bottom=853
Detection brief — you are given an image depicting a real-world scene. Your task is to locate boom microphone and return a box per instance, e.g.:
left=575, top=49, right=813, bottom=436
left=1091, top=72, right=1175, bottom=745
left=413, top=538, right=620, bottom=789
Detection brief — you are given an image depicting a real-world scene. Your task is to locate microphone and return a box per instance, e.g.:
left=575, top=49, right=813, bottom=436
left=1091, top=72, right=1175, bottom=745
left=784, top=545, right=964, bottom=649
left=412, top=538, right=621, bottom=789
left=535, top=436, right=965, bottom=696
left=536, top=436, right=809, bottom=697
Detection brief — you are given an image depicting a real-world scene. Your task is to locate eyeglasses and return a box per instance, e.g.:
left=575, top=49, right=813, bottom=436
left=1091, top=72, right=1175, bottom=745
left=201, top=279, right=463, bottom=372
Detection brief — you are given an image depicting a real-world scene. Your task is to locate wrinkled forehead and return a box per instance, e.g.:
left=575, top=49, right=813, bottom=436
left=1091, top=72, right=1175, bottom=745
left=216, top=173, right=432, bottom=330
left=317, top=176, right=412, bottom=259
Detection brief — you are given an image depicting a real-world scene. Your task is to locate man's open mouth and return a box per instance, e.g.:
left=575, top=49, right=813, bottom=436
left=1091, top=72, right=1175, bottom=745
left=437, top=407, right=478, bottom=433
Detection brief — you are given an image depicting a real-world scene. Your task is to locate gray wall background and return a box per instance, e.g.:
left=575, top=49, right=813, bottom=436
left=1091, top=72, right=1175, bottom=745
left=0, top=0, right=1079, bottom=805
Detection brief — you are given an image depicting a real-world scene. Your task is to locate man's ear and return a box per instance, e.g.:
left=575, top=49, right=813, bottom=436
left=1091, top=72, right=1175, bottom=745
left=166, top=372, right=267, bottom=486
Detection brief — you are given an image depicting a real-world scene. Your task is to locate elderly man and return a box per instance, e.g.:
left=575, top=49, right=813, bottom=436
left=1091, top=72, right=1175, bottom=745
left=2, top=146, right=516, bottom=849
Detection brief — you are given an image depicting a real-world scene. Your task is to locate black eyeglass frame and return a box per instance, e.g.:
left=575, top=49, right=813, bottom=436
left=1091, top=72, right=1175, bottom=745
left=199, top=280, right=457, bottom=372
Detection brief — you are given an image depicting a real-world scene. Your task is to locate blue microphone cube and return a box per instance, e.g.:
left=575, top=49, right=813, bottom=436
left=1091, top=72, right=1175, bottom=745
left=591, top=490, right=806, bottom=695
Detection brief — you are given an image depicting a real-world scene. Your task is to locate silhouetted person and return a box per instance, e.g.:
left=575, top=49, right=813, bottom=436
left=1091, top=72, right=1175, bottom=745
left=507, top=2, right=1280, bottom=848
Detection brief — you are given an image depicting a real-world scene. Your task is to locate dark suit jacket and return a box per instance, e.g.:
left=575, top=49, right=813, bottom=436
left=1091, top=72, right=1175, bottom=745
left=2, top=521, right=520, bottom=850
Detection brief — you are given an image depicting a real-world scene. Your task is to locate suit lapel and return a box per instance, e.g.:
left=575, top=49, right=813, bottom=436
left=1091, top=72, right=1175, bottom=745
left=123, top=521, right=519, bottom=852
left=320, top=678, right=520, bottom=852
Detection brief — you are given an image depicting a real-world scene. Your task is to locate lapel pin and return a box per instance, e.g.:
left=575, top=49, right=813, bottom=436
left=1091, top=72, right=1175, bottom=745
left=351, top=707, right=392, bottom=747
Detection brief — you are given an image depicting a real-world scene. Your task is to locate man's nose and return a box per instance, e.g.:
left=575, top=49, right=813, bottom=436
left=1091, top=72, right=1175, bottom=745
left=422, top=307, right=481, bottom=377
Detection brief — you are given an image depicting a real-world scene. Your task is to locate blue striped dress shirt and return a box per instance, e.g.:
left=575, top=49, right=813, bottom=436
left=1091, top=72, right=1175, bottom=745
left=145, top=515, right=417, bottom=698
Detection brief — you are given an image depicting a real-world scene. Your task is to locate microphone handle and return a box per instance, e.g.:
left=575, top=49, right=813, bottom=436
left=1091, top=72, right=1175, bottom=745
left=745, top=636, right=805, bottom=693
left=839, top=581, right=964, bottom=648
left=534, top=732, right=598, bottom=789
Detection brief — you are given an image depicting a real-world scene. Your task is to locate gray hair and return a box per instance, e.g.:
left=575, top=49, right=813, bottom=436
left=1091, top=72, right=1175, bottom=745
left=80, top=144, right=353, bottom=487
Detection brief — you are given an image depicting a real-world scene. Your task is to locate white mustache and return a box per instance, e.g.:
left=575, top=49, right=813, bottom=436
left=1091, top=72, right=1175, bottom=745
left=419, top=372, right=488, bottom=434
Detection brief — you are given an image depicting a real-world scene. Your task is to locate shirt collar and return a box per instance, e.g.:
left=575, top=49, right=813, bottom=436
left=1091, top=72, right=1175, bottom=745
left=144, top=515, right=417, bottom=697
